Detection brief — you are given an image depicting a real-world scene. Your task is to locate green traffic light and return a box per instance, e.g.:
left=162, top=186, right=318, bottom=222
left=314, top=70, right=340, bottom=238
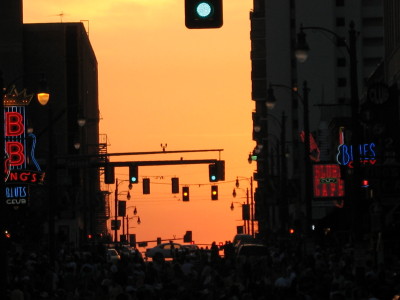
left=196, top=2, right=213, bottom=18
left=131, top=176, right=137, bottom=183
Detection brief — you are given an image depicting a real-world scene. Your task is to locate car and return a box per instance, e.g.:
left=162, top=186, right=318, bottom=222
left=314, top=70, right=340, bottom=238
left=233, top=234, right=256, bottom=247
left=145, top=242, right=182, bottom=261
left=182, top=244, right=199, bottom=252
left=236, top=243, right=268, bottom=258
left=106, top=248, right=121, bottom=263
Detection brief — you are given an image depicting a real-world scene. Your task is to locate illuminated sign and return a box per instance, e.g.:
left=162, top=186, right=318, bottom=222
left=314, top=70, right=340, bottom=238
left=336, top=143, right=376, bottom=168
left=3, top=87, right=45, bottom=206
left=313, top=164, right=345, bottom=198
left=6, top=185, right=29, bottom=206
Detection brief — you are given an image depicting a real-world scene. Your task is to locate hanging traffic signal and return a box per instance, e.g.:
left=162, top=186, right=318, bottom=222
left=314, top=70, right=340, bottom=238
left=104, top=164, right=115, bottom=184
left=118, top=201, right=126, bottom=217
left=209, top=161, right=225, bottom=182
left=211, top=185, right=218, bottom=200
left=129, top=165, right=139, bottom=184
left=185, top=0, right=223, bottom=29
left=172, top=177, right=179, bottom=194
left=242, top=204, right=250, bottom=220
left=183, top=231, right=192, bottom=243
left=209, top=163, right=218, bottom=182
left=182, top=187, right=190, bottom=201
left=143, top=178, right=150, bottom=194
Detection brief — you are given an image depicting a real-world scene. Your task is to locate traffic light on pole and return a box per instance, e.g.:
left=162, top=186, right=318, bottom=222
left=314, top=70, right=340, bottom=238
left=209, top=163, right=218, bottom=182
left=182, top=187, right=190, bottom=201
left=209, top=161, right=225, bottom=182
left=185, top=0, right=223, bottom=29
left=118, top=201, right=126, bottom=217
left=143, top=178, right=150, bottom=194
left=211, top=185, right=218, bottom=200
left=104, top=163, right=115, bottom=184
left=129, top=165, right=139, bottom=184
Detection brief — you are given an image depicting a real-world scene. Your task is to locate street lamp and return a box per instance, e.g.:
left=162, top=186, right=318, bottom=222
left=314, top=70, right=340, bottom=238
left=230, top=201, right=247, bottom=234
left=114, top=178, right=133, bottom=243
left=295, top=21, right=362, bottom=240
left=266, top=81, right=313, bottom=236
left=233, top=176, right=255, bottom=236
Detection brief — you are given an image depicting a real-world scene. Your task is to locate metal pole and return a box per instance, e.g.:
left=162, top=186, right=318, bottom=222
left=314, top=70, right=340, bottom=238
left=127, top=215, right=129, bottom=240
left=281, top=112, right=287, bottom=232
left=250, top=177, right=254, bottom=237
left=114, top=179, right=118, bottom=243
left=122, top=213, right=125, bottom=242
left=246, top=188, right=250, bottom=235
left=48, top=103, right=56, bottom=266
left=0, top=73, right=7, bottom=297
left=349, top=21, right=362, bottom=242
left=303, top=81, right=313, bottom=236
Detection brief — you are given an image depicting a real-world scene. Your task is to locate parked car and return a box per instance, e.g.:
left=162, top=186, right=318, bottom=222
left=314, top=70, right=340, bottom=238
left=145, top=242, right=182, bottom=261
left=233, top=234, right=256, bottom=247
left=181, top=244, right=200, bottom=256
left=106, top=248, right=121, bottom=263
left=236, top=243, right=268, bottom=258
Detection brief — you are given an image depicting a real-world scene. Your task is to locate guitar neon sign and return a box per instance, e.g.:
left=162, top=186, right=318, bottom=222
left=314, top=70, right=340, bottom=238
left=336, top=143, right=377, bottom=168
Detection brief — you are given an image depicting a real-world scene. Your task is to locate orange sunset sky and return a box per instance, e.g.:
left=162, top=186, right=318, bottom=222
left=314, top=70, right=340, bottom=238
left=24, top=0, right=255, bottom=246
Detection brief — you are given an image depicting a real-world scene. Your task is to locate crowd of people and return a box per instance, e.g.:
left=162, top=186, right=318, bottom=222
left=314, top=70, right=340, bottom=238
left=5, top=240, right=400, bottom=300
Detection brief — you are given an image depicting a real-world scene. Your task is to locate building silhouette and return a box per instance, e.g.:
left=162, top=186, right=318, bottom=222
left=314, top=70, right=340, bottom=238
left=0, top=1, right=108, bottom=249
left=250, top=0, right=400, bottom=256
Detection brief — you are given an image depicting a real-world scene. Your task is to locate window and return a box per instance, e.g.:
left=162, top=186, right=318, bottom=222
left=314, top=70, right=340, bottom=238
left=337, top=78, right=347, bottom=87
left=337, top=57, right=346, bottom=67
left=336, top=0, right=344, bottom=6
left=336, top=18, right=345, bottom=27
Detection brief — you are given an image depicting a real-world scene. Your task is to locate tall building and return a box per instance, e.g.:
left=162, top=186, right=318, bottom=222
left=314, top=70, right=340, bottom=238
left=0, top=1, right=106, bottom=249
left=251, top=0, right=385, bottom=238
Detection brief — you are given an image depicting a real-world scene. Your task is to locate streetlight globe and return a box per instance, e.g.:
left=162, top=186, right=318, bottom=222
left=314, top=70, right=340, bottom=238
left=266, top=86, right=277, bottom=109
left=127, top=191, right=131, bottom=200
left=37, top=92, right=50, bottom=105
left=295, top=49, right=309, bottom=63
left=295, top=29, right=310, bottom=63
left=230, top=202, right=234, bottom=211
left=77, top=118, right=86, bottom=127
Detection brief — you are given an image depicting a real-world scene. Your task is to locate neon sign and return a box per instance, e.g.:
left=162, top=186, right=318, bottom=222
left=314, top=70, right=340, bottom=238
left=336, top=143, right=377, bottom=168
left=313, top=164, right=345, bottom=198
left=3, top=87, right=45, bottom=206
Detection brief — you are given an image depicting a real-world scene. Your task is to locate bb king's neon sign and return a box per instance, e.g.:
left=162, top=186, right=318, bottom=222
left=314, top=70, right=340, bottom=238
left=3, top=87, right=45, bottom=205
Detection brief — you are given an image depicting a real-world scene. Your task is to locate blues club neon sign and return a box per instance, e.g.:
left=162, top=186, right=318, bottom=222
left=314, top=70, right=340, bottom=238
left=4, top=87, right=45, bottom=206
left=336, top=143, right=377, bottom=168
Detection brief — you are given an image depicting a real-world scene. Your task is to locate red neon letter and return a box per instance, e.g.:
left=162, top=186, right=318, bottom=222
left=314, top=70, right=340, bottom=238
left=6, top=142, right=25, bottom=166
left=5, top=112, right=24, bottom=137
